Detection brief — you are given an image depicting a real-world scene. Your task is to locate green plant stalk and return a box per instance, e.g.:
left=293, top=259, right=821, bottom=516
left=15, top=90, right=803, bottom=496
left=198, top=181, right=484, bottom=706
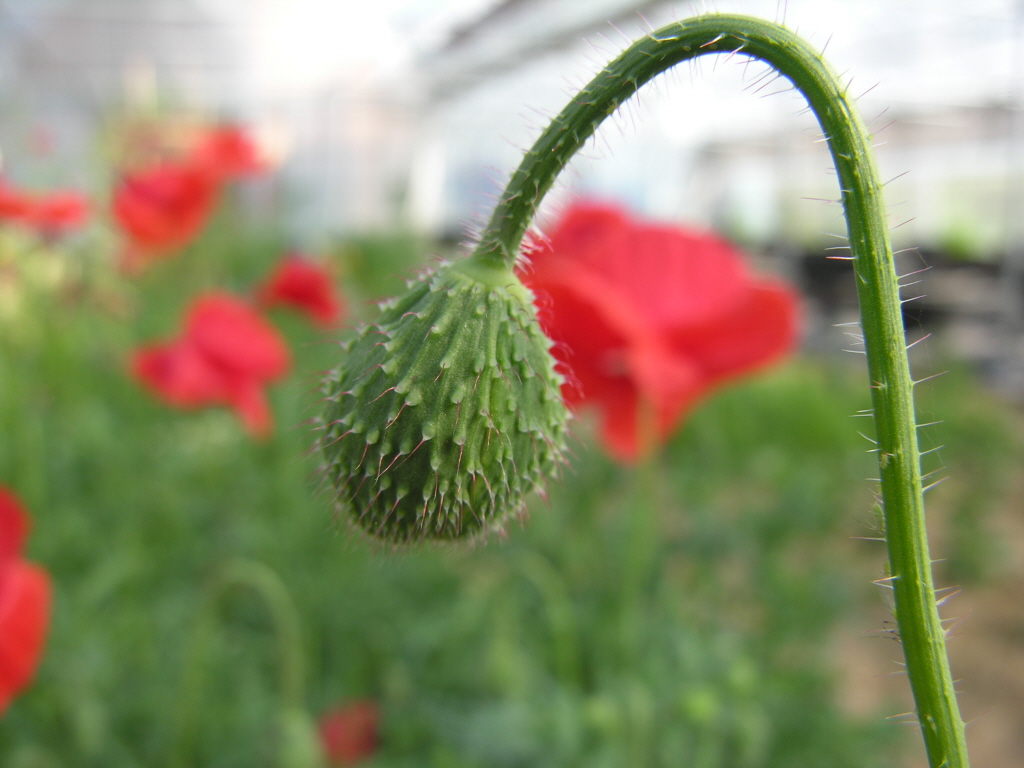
left=213, top=560, right=307, bottom=711
left=468, top=14, right=967, bottom=768
left=170, top=559, right=313, bottom=768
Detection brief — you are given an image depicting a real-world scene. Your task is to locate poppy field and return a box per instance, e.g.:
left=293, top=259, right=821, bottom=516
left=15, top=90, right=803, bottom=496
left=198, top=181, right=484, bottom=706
left=0, top=120, right=1020, bottom=766
left=2, top=11, right=1024, bottom=762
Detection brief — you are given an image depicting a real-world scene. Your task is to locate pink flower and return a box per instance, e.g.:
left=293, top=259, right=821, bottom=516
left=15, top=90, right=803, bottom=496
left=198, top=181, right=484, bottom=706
left=520, top=201, right=799, bottom=462
left=256, top=253, right=344, bottom=327
left=318, top=701, right=379, bottom=766
left=132, top=292, right=291, bottom=437
left=0, top=486, right=52, bottom=717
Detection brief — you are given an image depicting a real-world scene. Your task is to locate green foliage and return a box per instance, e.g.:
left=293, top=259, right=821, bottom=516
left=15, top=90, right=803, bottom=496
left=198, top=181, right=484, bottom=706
left=335, top=233, right=434, bottom=305
left=911, top=365, right=1021, bottom=584
left=0, top=227, right=1014, bottom=767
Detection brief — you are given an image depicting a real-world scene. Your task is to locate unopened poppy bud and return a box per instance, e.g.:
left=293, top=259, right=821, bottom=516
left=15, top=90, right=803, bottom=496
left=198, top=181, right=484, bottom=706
left=319, top=259, right=569, bottom=543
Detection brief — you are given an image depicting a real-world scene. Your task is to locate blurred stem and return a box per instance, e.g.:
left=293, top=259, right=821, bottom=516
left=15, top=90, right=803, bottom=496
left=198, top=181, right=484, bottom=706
left=216, top=560, right=307, bottom=710
left=469, top=14, right=967, bottom=768
left=620, top=398, right=661, bottom=631
left=621, top=403, right=662, bottom=767
left=517, top=551, right=583, bottom=687
left=170, top=559, right=307, bottom=768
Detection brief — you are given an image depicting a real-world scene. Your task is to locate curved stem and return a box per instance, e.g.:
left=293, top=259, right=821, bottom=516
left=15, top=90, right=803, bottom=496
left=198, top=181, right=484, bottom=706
left=169, top=559, right=308, bottom=768
left=215, top=559, right=307, bottom=710
left=469, top=14, right=968, bottom=768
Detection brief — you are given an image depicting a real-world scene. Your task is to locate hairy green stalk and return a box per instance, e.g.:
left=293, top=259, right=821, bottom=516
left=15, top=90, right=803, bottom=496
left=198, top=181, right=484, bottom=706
left=467, top=14, right=967, bottom=768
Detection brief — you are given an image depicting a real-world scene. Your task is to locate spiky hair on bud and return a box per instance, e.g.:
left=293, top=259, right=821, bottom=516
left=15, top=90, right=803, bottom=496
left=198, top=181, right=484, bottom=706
left=319, top=258, right=569, bottom=544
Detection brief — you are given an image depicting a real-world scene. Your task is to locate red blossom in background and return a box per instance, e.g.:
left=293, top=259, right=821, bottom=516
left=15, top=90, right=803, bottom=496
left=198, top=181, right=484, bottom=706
left=29, top=191, right=90, bottom=235
left=256, top=253, right=344, bottom=327
left=520, top=202, right=799, bottom=462
left=0, top=486, right=52, bottom=717
left=0, top=179, right=89, bottom=237
left=132, top=292, right=290, bottom=437
left=112, top=123, right=267, bottom=270
left=0, top=182, right=37, bottom=223
left=188, top=124, right=267, bottom=181
left=318, top=701, right=379, bottom=766
left=113, top=161, right=219, bottom=270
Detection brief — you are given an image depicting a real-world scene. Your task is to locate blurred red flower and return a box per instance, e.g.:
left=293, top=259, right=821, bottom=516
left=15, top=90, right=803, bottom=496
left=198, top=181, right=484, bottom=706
left=318, top=701, right=379, bottom=766
left=132, top=292, right=290, bottom=437
left=0, top=486, right=52, bottom=717
left=0, top=179, right=89, bottom=236
left=0, top=182, right=37, bottom=223
left=112, top=122, right=266, bottom=269
left=520, top=202, right=798, bottom=462
left=256, top=253, right=344, bottom=327
left=188, top=124, right=267, bottom=181
left=112, top=161, right=218, bottom=270
left=29, top=191, right=90, bottom=235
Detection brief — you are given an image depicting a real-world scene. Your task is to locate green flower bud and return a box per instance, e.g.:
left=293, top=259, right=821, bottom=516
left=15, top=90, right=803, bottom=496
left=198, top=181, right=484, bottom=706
left=319, top=258, right=569, bottom=543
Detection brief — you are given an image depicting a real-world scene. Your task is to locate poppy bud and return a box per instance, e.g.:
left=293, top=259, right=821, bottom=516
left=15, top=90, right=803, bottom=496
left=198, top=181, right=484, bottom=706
left=319, top=259, right=569, bottom=543
left=279, top=707, right=328, bottom=768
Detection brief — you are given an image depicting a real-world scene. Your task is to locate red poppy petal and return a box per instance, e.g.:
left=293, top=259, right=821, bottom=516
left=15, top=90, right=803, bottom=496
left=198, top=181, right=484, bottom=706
left=530, top=202, right=750, bottom=330
left=525, top=258, right=705, bottom=419
left=132, top=341, right=230, bottom=408
left=524, top=260, right=654, bottom=353
left=667, top=280, right=800, bottom=384
left=623, top=224, right=749, bottom=328
left=310, top=296, right=343, bottom=326
left=112, top=162, right=218, bottom=252
left=524, top=200, right=800, bottom=461
left=185, top=293, right=290, bottom=381
left=112, top=185, right=171, bottom=246
left=0, top=488, right=28, bottom=564
left=591, top=387, right=642, bottom=461
left=527, top=278, right=671, bottom=462
left=625, top=341, right=705, bottom=447
left=257, top=255, right=343, bottom=327
left=225, top=378, right=274, bottom=438
left=526, top=204, right=629, bottom=292
left=528, top=279, right=631, bottom=406
left=29, top=192, right=90, bottom=233
left=0, top=187, right=35, bottom=222
left=539, top=203, right=630, bottom=268
left=189, top=126, right=266, bottom=181
left=0, top=562, right=51, bottom=716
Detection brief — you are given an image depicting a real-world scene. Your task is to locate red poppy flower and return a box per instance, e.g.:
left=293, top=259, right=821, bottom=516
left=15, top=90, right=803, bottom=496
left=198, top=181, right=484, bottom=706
left=132, top=292, right=291, bottom=436
left=0, top=181, right=37, bottom=224
left=28, top=191, right=90, bottom=235
left=318, top=701, right=379, bottom=766
left=520, top=202, right=798, bottom=462
left=112, top=160, right=219, bottom=269
left=256, top=253, right=344, bottom=327
left=188, top=124, right=267, bottom=181
left=0, top=179, right=89, bottom=236
left=0, top=486, right=52, bottom=717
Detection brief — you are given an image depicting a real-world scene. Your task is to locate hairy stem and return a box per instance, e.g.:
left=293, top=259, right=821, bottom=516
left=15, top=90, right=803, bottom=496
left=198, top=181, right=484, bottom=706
left=469, top=14, right=968, bottom=768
